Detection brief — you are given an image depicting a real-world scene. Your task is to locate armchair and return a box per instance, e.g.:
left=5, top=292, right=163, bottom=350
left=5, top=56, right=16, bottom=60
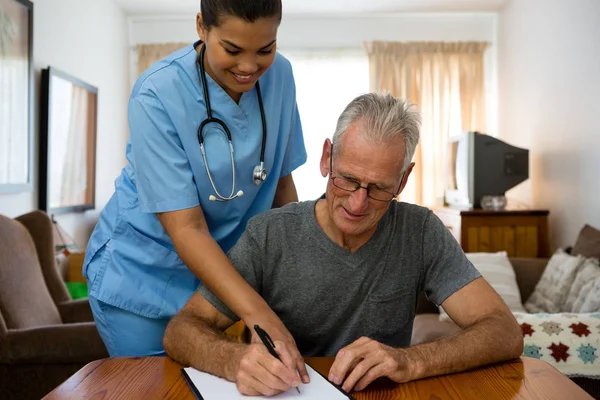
left=0, top=211, right=108, bottom=400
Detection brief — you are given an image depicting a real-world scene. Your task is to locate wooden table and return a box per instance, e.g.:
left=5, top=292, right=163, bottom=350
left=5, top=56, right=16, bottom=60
left=43, top=356, right=592, bottom=399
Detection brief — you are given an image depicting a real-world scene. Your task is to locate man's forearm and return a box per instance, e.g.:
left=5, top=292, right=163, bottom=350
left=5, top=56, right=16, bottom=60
left=164, top=312, right=246, bottom=382
left=403, top=313, right=523, bottom=381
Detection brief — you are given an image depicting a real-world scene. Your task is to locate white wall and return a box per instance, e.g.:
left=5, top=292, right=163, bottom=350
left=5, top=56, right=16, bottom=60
left=0, top=0, right=129, bottom=247
left=498, top=0, right=600, bottom=249
left=129, top=13, right=499, bottom=136
left=130, top=13, right=497, bottom=46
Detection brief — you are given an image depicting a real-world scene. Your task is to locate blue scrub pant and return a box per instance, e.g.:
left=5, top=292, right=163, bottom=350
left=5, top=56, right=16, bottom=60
left=89, top=295, right=168, bottom=356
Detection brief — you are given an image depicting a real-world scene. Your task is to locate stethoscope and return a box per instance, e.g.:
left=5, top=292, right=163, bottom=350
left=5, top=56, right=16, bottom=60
left=197, top=44, right=268, bottom=202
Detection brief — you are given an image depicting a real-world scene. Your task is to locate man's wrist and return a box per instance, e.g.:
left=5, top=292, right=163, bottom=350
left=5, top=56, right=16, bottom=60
left=224, top=343, right=248, bottom=382
left=396, top=347, right=426, bottom=382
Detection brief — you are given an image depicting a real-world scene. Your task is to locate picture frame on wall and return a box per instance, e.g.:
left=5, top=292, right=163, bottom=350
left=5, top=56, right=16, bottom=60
left=0, top=0, right=34, bottom=193
left=39, top=67, right=98, bottom=215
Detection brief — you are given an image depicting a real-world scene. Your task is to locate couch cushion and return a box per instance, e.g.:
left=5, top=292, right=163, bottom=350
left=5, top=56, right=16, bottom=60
left=565, top=258, right=600, bottom=313
left=0, top=215, right=62, bottom=329
left=571, top=224, right=600, bottom=260
left=510, top=258, right=549, bottom=303
left=525, top=249, right=584, bottom=314
left=440, top=252, right=525, bottom=321
left=515, top=312, right=600, bottom=378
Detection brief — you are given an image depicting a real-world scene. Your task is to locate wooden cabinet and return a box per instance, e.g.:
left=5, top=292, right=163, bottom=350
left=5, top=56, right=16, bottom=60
left=432, top=206, right=550, bottom=258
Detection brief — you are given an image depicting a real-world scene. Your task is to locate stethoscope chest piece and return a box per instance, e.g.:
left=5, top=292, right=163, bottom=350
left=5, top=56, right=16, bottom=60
left=253, top=163, right=267, bottom=185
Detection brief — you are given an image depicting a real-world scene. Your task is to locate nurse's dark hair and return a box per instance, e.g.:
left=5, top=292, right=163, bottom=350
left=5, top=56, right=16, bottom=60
left=201, top=0, right=282, bottom=29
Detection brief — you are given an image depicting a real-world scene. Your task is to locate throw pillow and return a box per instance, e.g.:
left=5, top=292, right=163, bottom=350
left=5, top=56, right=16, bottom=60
left=573, top=279, right=600, bottom=313
left=515, top=312, right=600, bottom=378
left=524, top=248, right=584, bottom=314
left=565, top=258, right=600, bottom=313
left=439, top=251, right=525, bottom=321
left=571, top=224, right=600, bottom=260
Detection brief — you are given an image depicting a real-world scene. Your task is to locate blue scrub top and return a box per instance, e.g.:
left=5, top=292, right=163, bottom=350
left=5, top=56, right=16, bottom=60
left=83, top=42, right=307, bottom=319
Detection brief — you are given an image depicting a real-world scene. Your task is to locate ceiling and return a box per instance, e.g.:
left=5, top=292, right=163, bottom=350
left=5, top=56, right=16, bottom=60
left=114, top=0, right=509, bottom=17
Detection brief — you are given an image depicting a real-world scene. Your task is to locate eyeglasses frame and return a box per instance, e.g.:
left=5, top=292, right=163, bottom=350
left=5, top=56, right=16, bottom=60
left=328, top=143, right=406, bottom=203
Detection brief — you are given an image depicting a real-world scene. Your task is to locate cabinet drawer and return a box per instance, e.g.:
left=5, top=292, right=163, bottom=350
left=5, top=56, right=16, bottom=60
left=464, top=225, right=539, bottom=257
left=431, top=206, right=550, bottom=257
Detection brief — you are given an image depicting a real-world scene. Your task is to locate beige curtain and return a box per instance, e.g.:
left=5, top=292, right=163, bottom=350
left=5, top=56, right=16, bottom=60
left=365, top=41, right=488, bottom=206
left=60, top=85, right=88, bottom=207
left=137, top=43, right=188, bottom=76
left=0, top=9, right=29, bottom=185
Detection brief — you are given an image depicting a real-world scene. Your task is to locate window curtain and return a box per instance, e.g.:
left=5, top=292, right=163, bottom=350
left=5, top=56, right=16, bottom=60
left=136, top=43, right=188, bottom=77
left=280, top=49, right=370, bottom=201
left=364, top=41, right=488, bottom=206
left=0, top=9, right=28, bottom=184
left=59, top=85, right=89, bottom=207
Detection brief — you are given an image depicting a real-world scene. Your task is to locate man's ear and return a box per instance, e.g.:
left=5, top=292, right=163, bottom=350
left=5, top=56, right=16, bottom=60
left=397, top=162, right=415, bottom=194
left=196, top=13, right=206, bottom=41
left=319, top=139, right=332, bottom=178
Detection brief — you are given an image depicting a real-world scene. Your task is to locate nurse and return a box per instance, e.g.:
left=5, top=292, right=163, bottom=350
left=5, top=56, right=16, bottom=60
left=83, top=0, right=309, bottom=381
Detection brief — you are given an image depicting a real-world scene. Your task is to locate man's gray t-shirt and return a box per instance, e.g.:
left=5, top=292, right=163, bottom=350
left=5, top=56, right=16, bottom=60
left=199, top=200, right=480, bottom=357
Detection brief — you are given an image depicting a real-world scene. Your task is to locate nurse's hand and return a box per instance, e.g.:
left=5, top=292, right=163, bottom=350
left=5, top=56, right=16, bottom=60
left=247, top=319, right=310, bottom=385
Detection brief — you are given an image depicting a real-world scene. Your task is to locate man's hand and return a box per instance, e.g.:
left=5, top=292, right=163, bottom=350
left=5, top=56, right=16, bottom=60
left=246, top=318, right=311, bottom=385
left=234, top=342, right=302, bottom=396
left=329, top=337, right=411, bottom=392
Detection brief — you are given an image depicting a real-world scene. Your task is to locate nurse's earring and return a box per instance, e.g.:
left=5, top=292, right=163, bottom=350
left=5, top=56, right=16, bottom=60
left=253, top=163, right=267, bottom=185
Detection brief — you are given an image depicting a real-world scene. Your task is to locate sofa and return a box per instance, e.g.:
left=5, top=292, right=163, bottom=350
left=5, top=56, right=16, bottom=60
left=0, top=211, right=109, bottom=400
left=412, top=253, right=600, bottom=398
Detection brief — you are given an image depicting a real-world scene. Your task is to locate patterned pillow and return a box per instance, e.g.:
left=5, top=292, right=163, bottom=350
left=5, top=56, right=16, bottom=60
left=573, top=279, right=600, bottom=313
left=439, top=251, right=525, bottom=321
left=565, top=258, right=600, bottom=313
left=525, top=248, right=585, bottom=313
left=514, top=312, right=600, bottom=378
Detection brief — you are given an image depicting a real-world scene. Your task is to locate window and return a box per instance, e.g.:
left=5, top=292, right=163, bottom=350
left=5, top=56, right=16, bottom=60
left=280, top=49, right=369, bottom=201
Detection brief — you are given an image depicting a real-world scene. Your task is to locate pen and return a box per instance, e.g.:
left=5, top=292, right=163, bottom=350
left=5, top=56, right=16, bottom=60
left=254, top=324, right=301, bottom=394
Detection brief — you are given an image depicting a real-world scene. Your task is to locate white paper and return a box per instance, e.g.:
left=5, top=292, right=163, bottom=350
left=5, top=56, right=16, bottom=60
left=183, top=364, right=349, bottom=399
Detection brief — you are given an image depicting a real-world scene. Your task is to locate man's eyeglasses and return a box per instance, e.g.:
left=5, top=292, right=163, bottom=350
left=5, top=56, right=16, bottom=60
left=328, top=144, right=402, bottom=203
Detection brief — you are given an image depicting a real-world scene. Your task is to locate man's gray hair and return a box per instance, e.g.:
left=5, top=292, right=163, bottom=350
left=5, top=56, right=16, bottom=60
left=332, top=92, right=421, bottom=172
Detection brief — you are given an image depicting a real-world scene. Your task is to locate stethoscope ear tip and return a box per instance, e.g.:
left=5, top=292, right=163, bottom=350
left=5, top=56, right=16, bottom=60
left=208, top=191, right=243, bottom=202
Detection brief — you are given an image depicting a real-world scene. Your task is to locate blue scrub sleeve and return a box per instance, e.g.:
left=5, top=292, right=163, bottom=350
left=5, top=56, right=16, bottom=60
left=128, top=91, right=200, bottom=213
left=279, top=80, right=307, bottom=178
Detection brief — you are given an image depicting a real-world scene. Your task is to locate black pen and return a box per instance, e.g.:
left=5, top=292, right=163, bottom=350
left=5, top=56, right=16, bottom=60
left=254, top=324, right=301, bottom=394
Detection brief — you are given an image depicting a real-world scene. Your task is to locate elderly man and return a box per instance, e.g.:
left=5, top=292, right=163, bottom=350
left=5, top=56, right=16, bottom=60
left=163, top=92, right=524, bottom=396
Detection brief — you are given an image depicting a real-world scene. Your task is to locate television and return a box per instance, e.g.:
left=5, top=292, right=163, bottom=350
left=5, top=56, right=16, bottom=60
left=444, top=131, right=529, bottom=209
left=38, top=67, right=98, bottom=214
